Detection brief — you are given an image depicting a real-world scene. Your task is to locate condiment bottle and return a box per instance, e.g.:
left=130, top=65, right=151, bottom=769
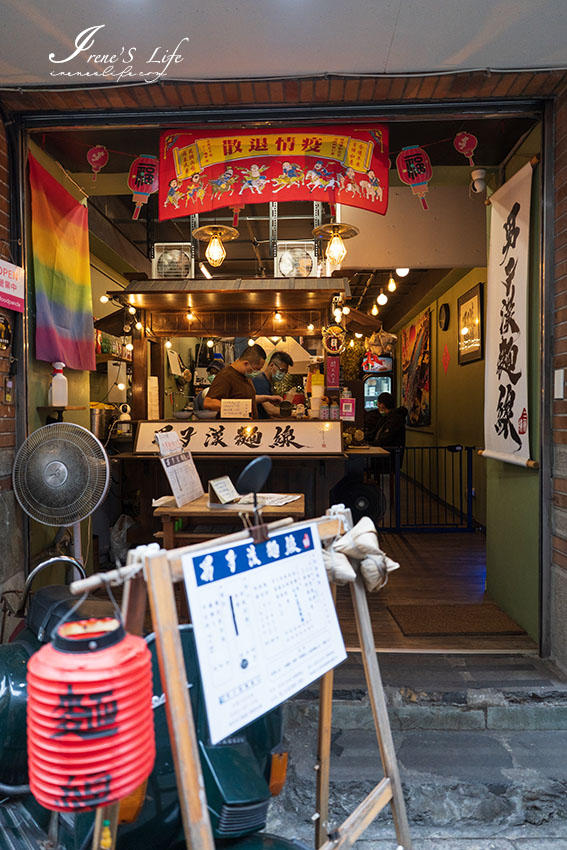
left=319, top=402, right=329, bottom=420
left=330, top=399, right=340, bottom=420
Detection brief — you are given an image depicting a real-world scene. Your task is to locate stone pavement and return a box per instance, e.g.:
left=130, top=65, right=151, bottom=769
left=266, top=654, right=567, bottom=848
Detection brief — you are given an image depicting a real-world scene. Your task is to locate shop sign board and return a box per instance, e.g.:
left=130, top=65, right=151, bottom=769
left=0, top=259, right=24, bottom=313
left=159, top=125, right=389, bottom=220
left=182, top=522, right=346, bottom=743
left=135, top=419, right=343, bottom=455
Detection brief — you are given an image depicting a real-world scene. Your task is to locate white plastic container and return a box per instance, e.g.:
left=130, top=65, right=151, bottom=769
left=48, top=362, right=68, bottom=407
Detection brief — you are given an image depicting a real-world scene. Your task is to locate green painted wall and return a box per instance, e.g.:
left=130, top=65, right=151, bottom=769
left=485, top=127, right=542, bottom=641
left=393, top=268, right=487, bottom=527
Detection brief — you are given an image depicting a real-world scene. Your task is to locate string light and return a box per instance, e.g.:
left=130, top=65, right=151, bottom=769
left=396, top=267, right=410, bottom=277
left=135, top=321, right=143, bottom=331
left=117, top=382, right=126, bottom=391
left=377, top=290, right=388, bottom=306
left=125, top=342, right=134, bottom=352
left=206, top=339, right=214, bottom=348
left=165, top=340, right=172, bottom=349
left=248, top=338, right=255, bottom=346
left=99, top=295, right=109, bottom=304
left=349, top=339, right=355, bottom=348
left=342, top=306, right=350, bottom=315
left=371, top=304, right=379, bottom=316
left=387, top=275, right=397, bottom=293
left=333, top=308, right=343, bottom=323
left=186, top=311, right=194, bottom=321
left=274, top=311, right=282, bottom=322
left=307, top=323, right=315, bottom=332
left=355, top=332, right=363, bottom=338
left=128, top=305, right=136, bottom=315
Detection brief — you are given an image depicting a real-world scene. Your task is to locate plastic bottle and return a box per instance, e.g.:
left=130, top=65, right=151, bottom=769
left=48, top=362, right=68, bottom=407
left=330, top=399, right=340, bottom=421
left=319, top=402, right=329, bottom=420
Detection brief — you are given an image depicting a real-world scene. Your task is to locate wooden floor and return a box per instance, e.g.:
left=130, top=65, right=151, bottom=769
left=335, top=531, right=539, bottom=654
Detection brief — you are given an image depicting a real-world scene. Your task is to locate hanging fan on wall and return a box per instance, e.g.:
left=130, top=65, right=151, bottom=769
left=12, top=423, right=110, bottom=563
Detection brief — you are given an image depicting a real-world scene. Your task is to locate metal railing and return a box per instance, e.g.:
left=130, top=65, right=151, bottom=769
left=367, top=445, right=475, bottom=532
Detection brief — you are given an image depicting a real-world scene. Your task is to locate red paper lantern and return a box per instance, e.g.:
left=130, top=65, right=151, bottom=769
left=453, top=131, right=478, bottom=166
left=86, top=145, right=109, bottom=182
left=128, top=154, right=159, bottom=220
left=396, top=145, right=433, bottom=211
left=27, top=617, right=155, bottom=812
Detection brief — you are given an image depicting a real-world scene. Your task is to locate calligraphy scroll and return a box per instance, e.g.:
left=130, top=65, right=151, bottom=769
left=159, top=125, right=389, bottom=220
left=483, top=162, right=533, bottom=466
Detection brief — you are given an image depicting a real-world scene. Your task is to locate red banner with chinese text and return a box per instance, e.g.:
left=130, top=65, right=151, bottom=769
left=159, top=125, right=389, bottom=220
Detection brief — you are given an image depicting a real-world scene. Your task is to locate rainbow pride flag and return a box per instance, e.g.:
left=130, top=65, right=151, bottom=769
left=29, top=154, right=95, bottom=371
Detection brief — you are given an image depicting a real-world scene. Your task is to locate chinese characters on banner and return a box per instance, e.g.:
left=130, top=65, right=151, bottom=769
left=483, top=162, right=533, bottom=466
left=159, top=126, right=389, bottom=220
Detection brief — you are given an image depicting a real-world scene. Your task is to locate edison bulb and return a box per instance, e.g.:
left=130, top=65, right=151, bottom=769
left=135, top=321, right=143, bottom=331
left=205, top=235, right=226, bottom=267
left=371, top=304, right=379, bottom=316
left=387, top=276, right=397, bottom=292
left=165, top=340, right=172, bottom=349
left=128, top=305, right=136, bottom=315
left=307, top=323, right=315, bottom=332
left=349, top=339, right=355, bottom=348
left=274, top=311, right=282, bottom=322
left=326, top=232, right=347, bottom=265
left=186, top=311, right=194, bottom=321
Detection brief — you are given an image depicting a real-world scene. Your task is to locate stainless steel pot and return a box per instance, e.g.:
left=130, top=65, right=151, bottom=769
left=90, top=408, right=117, bottom=441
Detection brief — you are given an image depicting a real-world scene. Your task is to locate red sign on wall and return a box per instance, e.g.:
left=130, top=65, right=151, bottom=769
left=159, top=125, right=389, bottom=220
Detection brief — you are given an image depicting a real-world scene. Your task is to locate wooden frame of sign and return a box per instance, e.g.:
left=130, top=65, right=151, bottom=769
left=71, top=517, right=412, bottom=850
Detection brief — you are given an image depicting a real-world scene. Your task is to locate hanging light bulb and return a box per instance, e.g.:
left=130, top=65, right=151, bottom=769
left=117, top=382, right=126, bottom=391
left=377, top=289, right=388, bottom=306
left=135, top=321, right=143, bottom=331
left=186, top=311, right=194, bottom=321
left=333, top=308, right=343, bottom=323
left=99, top=294, right=109, bottom=304
left=206, top=339, right=214, bottom=348
left=123, top=324, right=131, bottom=334
left=342, top=306, right=350, bottom=315
left=165, top=339, right=172, bottom=349
left=205, top=234, right=226, bottom=268
left=396, top=267, right=410, bottom=277
left=355, top=332, right=363, bottom=338
left=325, top=229, right=347, bottom=266
left=248, top=338, right=255, bottom=346
left=371, top=304, right=379, bottom=316
left=349, top=339, right=355, bottom=348
left=125, top=342, right=134, bottom=352
left=387, top=275, right=397, bottom=293
left=274, top=311, right=282, bottom=322
left=307, top=323, right=315, bottom=332
left=128, top=305, right=136, bottom=315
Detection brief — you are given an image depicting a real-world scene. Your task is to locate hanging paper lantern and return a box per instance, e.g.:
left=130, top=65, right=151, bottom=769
left=396, top=145, right=433, bottom=211
left=127, top=154, right=159, bottom=220
left=86, top=145, right=109, bottom=182
left=27, top=617, right=155, bottom=812
left=453, top=131, right=478, bottom=166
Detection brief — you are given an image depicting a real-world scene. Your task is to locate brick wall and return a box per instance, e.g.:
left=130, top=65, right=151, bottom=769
left=551, top=87, right=567, bottom=670
left=0, top=121, right=15, bottom=471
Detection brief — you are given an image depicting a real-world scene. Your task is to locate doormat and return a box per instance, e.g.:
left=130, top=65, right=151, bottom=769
left=388, top=603, right=525, bottom=636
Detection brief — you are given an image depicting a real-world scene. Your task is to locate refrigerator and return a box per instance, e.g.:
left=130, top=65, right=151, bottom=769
left=361, top=353, right=394, bottom=411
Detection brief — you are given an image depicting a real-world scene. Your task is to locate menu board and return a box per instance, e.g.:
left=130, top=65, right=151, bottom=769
left=182, top=523, right=346, bottom=744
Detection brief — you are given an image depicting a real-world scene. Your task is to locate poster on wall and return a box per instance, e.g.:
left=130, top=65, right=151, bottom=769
left=483, top=161, right=533, bottom=467
left=401, top=309, right=431, bottom=427
left=159, top=125, right=389, bottom=220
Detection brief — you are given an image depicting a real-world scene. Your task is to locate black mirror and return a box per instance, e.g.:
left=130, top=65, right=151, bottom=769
left=236, top=456, right=272, bottom=498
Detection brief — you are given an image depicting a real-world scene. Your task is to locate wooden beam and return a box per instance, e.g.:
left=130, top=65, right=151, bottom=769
left=88, top=204, right=152, bottom=277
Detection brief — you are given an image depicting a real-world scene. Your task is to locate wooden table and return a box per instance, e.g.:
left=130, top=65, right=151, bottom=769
left=154, top=493, right=305, bottom=549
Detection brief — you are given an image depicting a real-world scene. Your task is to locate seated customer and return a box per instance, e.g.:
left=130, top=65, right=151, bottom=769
left=252, top=351, right=293, bottom=418
left=203, top=344, right=281, bottom=417
left=366, top=392, right=407, bottom=450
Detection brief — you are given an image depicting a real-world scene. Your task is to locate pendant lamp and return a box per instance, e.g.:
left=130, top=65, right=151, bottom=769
left=192, top=225, right=239, bottom=269
left=313, top=223, right=359, bottom=267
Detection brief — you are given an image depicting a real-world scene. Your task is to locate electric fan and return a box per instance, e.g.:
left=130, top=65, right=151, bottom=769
left=12, top=423, right=110, bottom=563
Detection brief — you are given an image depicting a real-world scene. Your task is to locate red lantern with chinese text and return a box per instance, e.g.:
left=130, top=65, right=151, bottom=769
left=453, top=131, right=478, bottom=166
left=86, top=145, right=109, bottom=182
left=27, top=617, right=155, bottom=812
left=128, top=154, right=159, bottom=220
left=396, top=145, right=433, bottom=211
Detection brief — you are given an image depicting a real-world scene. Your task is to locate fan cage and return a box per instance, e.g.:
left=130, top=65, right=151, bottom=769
left=12, top=424, right=110, bottom=526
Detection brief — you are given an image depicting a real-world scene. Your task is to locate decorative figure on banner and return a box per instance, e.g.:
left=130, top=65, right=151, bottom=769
left=185, top=172, right=207, bottom=205
left=128, top=154, right=159, bottom=220
left=272, top=161, right=305, bottom=193
left=454, top=131, right=478, bottom=166
left=239, top=163, right=269, bottom=195
left=164, top=178, right=184, bottom=210
left=305, top=161, right=336, bottom=192
left=86, top=145, right=109, bottom=182
left=359, top=169, right=382, bottom=202
left=339, top=167, right=361, bottom=197
left=396, top=145, right=432, bottom=211
left=210, top=167, right=238, bottom=200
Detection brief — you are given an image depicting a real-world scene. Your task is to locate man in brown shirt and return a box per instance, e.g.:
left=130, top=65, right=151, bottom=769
left=203, top=344, right=281, bottom=418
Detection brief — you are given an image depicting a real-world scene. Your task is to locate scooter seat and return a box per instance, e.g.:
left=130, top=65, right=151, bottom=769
left=26, top=585, right=115, bottom=643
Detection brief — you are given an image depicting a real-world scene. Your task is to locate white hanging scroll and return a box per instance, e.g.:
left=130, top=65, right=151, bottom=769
left=483, top=161, right=533, bottom=467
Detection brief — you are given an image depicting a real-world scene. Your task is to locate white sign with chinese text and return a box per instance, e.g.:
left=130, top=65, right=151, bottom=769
left=221, top=398, right=252, bottom=419
left=0, top=259, right=24, bottom=313
left=135, top=419, right=343, bottom=454
left=484, top=162, right=532, bottom=467
left=182, top=523, right=346, bottom=743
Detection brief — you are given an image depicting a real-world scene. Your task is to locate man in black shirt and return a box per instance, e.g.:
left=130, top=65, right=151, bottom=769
left=366, top=392, right=407, bottom=449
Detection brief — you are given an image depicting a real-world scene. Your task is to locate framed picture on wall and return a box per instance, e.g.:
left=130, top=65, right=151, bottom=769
left=457, top=283, right=483, bottom=364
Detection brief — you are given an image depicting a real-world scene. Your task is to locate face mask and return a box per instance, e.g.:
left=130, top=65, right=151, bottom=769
left=207, top=374, right=216, bottom=383
left=274, top=370, right=286, bottom=381
left=250, top=370, right=261, bottom=378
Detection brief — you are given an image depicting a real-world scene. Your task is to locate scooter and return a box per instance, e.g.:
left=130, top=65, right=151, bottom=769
left=0, top=556, right=304, bottom=850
